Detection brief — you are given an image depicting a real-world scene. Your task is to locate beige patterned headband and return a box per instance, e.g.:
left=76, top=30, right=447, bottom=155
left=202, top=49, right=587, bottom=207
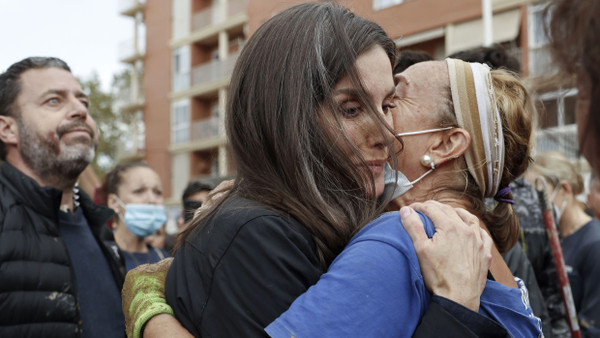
left=446, top=58, right=504, bottom=198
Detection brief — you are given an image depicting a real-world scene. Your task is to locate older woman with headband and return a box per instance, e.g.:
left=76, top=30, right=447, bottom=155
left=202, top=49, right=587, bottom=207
left=266, top=59, right=541, bottom=337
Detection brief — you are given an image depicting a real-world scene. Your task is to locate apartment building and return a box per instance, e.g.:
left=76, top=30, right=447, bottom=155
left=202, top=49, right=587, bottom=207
left=118, top=0, right=579, bottom=203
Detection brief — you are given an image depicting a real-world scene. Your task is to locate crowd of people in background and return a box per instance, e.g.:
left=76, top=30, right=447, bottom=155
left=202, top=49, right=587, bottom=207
left=0, top=0, right=599, bottom=337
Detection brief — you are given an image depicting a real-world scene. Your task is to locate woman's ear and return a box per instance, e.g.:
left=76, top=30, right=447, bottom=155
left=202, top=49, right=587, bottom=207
left=429, top=128, right=470, bottom=167
left=107, top=194, right=121, bottom=213
left=559, top=180, right=573, bottom=196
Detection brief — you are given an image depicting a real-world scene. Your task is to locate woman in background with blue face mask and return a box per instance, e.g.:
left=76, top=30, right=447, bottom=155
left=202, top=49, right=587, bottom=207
left=99, top=162, right=169, bottom=271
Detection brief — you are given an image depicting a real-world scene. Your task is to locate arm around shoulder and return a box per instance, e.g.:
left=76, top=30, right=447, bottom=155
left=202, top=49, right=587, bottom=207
left=165, top=211, right=323, bottom=336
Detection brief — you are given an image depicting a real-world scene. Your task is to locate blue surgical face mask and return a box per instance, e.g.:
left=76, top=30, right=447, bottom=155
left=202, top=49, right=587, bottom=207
left=113, top=195, right=167, bottom=238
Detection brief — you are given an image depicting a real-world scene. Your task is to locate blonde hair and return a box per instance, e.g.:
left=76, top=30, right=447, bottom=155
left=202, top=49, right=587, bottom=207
left=530, top=151, right=584, bottom=195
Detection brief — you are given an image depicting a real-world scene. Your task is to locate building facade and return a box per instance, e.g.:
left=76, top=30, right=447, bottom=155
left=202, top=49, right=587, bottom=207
left=118, top=0, right=579, bottom=204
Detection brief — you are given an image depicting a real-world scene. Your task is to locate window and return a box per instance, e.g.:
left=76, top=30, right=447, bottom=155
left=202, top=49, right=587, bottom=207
left=535, top=89, right=580, bottom=159
left=538, top=88, right=577, bottom=129
left=173, top=46, right=190, bottom=92
left=528, top=3, right=555, bottom=77
left=171, top=100, right=190, bottom=144
left=373, top=0, right=405, bottom=11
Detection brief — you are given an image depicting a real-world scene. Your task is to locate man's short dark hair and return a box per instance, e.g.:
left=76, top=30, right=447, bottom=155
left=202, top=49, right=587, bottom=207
left=447, top=45, right=521, bottom=74
left=0, top=57, right=71, bottom=159
left=182, top=180, right=213, bottom=201
left=181, top=180, right=213, bottom=223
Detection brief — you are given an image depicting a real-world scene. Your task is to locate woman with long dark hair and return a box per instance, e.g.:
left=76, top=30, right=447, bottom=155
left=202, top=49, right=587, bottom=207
left=124, top=3, right=504, bottom=337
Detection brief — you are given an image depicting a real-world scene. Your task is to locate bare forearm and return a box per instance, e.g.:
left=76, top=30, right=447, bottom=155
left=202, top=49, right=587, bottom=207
left=143, top=314, right=194, bottom=338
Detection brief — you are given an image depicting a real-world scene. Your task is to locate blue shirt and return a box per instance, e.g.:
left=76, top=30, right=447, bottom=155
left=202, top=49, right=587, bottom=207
left=561, top=218, right=600, bottom=337
left=59, top=208, right=125, bottom=338
left=122, top=245, right=169, bottom=271
left=266, top=211, right=542, bottom=338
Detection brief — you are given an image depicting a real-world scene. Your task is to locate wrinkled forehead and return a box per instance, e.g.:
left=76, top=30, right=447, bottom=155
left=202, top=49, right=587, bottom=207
left=400, top=61, right=449, bottom=90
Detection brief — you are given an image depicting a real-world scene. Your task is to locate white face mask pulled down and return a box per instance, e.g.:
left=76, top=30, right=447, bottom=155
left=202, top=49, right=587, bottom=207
left=382, top=163, right=432, bottom=200
left=549, top=186, right=567, bottom=227
left=382, top=126, right=453, bottom=200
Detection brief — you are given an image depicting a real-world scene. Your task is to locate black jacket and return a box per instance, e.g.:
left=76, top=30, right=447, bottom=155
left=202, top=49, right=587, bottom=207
left=0, top=162, right=125, bottom=337
left=503, top=242, right=553, bottom=337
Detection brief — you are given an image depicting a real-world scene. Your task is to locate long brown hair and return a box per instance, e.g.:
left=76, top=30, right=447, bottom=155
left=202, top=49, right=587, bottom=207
left=176, top=2, right=397, bottom=268
left=546, top=0, right=600, bottom=171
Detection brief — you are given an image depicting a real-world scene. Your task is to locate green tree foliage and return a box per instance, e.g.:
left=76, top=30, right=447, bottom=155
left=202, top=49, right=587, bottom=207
left=78, top=69, right=137, bottom=177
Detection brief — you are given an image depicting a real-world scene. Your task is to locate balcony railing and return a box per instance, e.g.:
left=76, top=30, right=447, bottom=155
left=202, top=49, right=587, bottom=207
left=192, top=0, right=246, bottom=31
left=191, top=116, right=221, bottom=141
left=535, top=124, right=579, bottom=161
left=191, top=51, right=239, bottom=89
left=119, top=0, right=145, bottom=13
left=118, top=37, right=146, bottom=62
left=116, top=87, right=145, bottom=110
left=173, top=72, right=191, bottom=92
left=115, top=117, right=145, bottom=160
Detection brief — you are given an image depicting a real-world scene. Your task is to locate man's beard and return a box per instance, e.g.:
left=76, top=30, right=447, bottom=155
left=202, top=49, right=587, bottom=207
left=17, top=119, right=96, bottom=188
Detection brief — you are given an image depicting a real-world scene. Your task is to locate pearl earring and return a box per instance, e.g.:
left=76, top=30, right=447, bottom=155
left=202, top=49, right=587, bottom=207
left=420, top=154, right=435, bottom=169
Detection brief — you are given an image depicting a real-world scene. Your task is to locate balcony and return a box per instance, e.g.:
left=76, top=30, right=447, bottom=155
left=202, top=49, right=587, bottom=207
left=118, top=37, right=145, bottom=64
left=119, top=0, right=145, bottom=16
left=192, top=116, right=221, bottom=141
left=535, top=124, right=579, bottom=161
left=172, top=0, right=247, bottom=48
left=192, top=0, right=246, bottom=32
left=117, top=87, right=145, bottom=113
left=169, top=116, right=226, bottom=154
left=114, top=115, right=146, bottom=161
left=171, top=51, right=239, bottom=99
left=191, top=51, right=239, bottom=89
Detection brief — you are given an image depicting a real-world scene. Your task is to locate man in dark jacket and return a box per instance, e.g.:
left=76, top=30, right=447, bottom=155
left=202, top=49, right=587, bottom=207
left=0, top=57, right=126, bottom=337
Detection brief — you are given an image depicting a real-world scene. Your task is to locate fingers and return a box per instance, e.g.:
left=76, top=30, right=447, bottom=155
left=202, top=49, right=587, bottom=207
left=208, top=179, right=235, bottom=199
left=454, top=207, right=483, bottom=241
left=454, top=207, right=479, bottom=227
left=399, top=206, right=428, bottom=244
left=480, top=228, right=493, bottom=269
left=193, top=180, right=235, bottom=220
left=410, top=200, right=463, bottom=232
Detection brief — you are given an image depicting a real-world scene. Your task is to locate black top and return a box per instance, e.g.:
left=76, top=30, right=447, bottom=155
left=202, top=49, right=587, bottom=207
left=511, top=178, right=568, bottom=337
left=166, top=196, right=321, bottom=337
left=59, top=208, right=125, bottom=337
left=502, top=242, right=553, bottom=337
left=562, top=218, right=600, bottom=337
